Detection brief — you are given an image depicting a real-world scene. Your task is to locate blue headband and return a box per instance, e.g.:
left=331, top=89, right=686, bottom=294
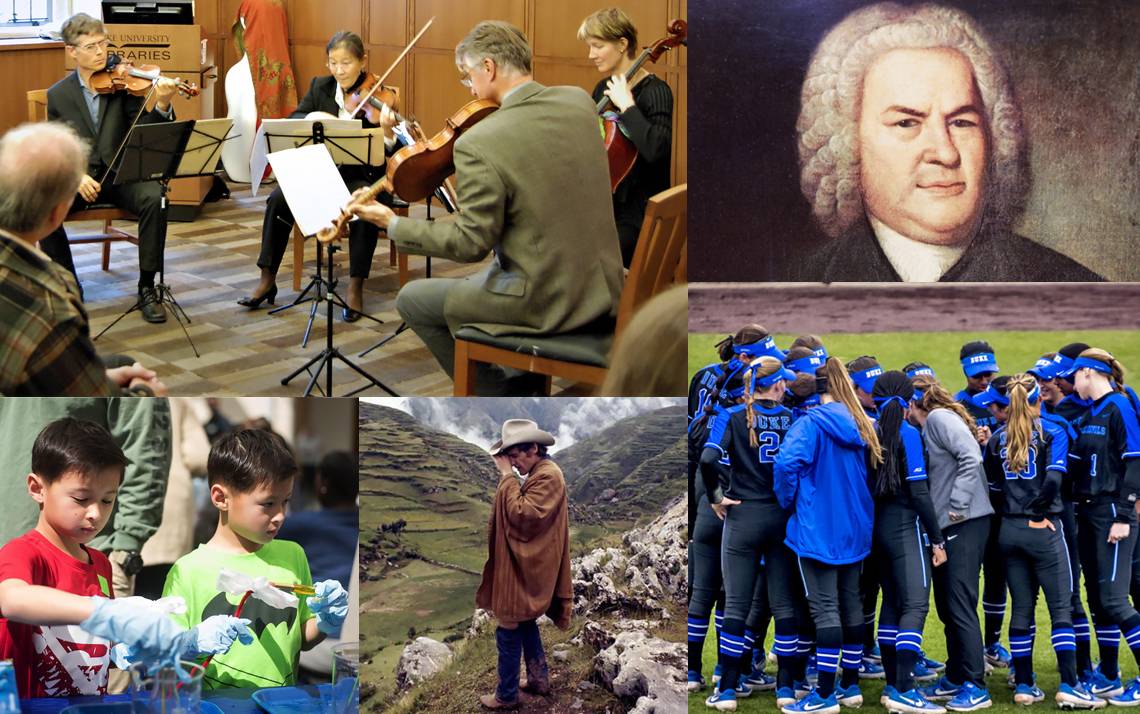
left=852, top=366, right=883, bottom=393
left=873, top=395, right=910, bottom=411
left=906, top=366, right=935, bottom=379
left=812, top=347, right=828, bottom=360
left=961, top=352, right=999, bottom=377
left=726, top=384, right=746, bottom=400
left=1028, top=356, right=1060, bottom=380
left=735, top=335, right=786, bottom=361
left=787, top=354, right=825, bottom=374
left=911, top=389, right=926, bottom=403
left=1072, top=356, right=1113, bottom=375
left=755, top=367, right=797, bottom=389
left=976, top=382, right=1040, bottom=408
left=1051, top=353, right=1077, bottom=379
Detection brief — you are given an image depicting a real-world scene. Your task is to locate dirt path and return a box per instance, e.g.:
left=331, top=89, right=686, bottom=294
left=689, top=283, right=1140, bottom=334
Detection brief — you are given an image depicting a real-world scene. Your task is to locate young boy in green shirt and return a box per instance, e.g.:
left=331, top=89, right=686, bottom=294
left=163, top=428, right=349, bottom=689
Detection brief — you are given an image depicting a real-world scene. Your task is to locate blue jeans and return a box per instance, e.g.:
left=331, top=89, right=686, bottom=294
left=496, top=620, right=548, bottom=701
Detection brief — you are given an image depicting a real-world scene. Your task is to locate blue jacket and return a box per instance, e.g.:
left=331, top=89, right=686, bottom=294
left=775, top=401, right=874, bottom=565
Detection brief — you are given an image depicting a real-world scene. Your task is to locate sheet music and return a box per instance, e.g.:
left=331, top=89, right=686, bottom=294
left=249, top=117, right=364, bottom=196
left=266, top=143, right=354, bottom=237
left=176, top=118, right=235, bottom=177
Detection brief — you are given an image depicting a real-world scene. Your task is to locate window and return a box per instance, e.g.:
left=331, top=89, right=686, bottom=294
left=2, top=0, right=52, bottom=26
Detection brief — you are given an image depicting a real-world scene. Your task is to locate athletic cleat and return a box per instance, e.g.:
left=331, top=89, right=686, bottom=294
left=706, top=687, right=738, bottom=711
left=688, top=670, right=707, bottom=692
left=882, top=685, right=898, bottom=706
left=1013, top=684, right=1046, bottom=705
left=1010, top=673, right=1037, bottom=692
left=778, top=687, right=799, bottom=708
left=945, top=682, right=993, bottom=712
left=732, top=681, right=754, bottom=699
left=984, top=660, right=994, bottom=677
left=858, top=660, right=886, bottom=679
left=914, top=660, right=941, bottom=684
left=713, top=663, right=723, bottom=686
left=744, top=671, right=778, bottom=691
left=1107, top=678, right=1140, bottom=707
left=836, top=684, right=864, bottom=708
left=885, top=687, right=949, bottom=714
left=865, top=644, right=883, bottom=664
left=796, top=680, right=813, bottom=700
left=984, top=644, right=1013, bottom=669
left=921, top=652, right=947, bottom=674
left=781, top=689, right=841, bottom=714
left=921, top=678, right=963, bottom=703
left=754, top=648, right=769, bottom=673
left=1088, top=671, right=1125, bottom=700
left=1056, top=682, right=1106, bottom=710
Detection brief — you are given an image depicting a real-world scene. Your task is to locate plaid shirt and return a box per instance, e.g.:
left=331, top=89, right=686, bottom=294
left=0, top=231, right=115, bottom=395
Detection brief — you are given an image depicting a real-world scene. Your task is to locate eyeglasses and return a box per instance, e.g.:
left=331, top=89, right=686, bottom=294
left=327, top=60, right=358, bottom=70
left=458, top=61, right=485, bottom=88
left=73, top=39, right=109, bottom=53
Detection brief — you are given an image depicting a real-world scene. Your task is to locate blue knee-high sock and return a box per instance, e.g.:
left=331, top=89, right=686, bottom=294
left=1121, top=616, right=1140, bottom=671
left=715, top=608, right=725, bottom=653
left=878, top=626, right=898, bottom=689
left=797, top=638, right=815, bottom=682
left=740, top=629, right=756, bottom=678
left=983, top=597, right=1006, bottom=648
left=774, top=620, right=799, bottom=691
left=1096, top=623, right=1121, bottom=679
left=896, top=629, right=923, bottom=693
left=1052, top=625, right=1078, bottom=686
left=840, top=643, right=864, bottom=689
left=815, top=627, right=842, bottom=698
left=718, top=618, right=746, bottom=692
left=1074, top=617, right=1092, bottom=674
left=1009, top=628, right=1034, bottom=687
left=688, top=614, right=710, bottom=674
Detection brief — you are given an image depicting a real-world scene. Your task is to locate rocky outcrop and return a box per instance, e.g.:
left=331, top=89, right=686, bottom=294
left=395, top=637, right=453, bottom=689
left=595, top=630, right=686, bottom=714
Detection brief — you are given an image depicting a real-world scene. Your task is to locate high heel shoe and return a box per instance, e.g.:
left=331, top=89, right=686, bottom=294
left=342, top=306, right=362, bottom=322
left=237, top=284, right=277, bottom=309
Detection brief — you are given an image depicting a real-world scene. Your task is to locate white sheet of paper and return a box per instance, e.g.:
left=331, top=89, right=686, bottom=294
left=249, top=117, right=363, bottom=195
left=267, top=144, right=352, bottom=237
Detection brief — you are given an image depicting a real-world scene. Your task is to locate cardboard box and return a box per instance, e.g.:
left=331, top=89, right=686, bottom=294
left=65, top=24, right=202, bottom=71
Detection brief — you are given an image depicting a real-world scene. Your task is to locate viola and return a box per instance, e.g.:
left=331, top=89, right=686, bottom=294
left=598, top=19, right=686, bottom=192
left=90, top=55, right=199, bottom=98
left=316, top=98, right=498, bottom=244
left=343, top=74, right=405, bottom=126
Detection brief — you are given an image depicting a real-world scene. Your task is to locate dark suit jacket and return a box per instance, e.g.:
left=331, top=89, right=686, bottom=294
left=290, top=73, right=392, bottom=177
left=46, top=71, right=175, bottom=179
left=800, top=217, right=1103, bottom=282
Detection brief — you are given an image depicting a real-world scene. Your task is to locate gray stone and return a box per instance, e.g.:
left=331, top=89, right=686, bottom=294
left=395, top=637, right=453, bottom=689
left=594, top=631, right=686, bottom=714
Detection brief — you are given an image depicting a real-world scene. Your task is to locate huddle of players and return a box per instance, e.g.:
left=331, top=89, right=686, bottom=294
left=687, top=326, right=1140, bottom=714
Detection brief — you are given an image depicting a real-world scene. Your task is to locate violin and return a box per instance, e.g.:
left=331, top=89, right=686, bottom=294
left=343, top=74, right=404, bottom=126
left=599, top=19, right=686, bottom=192
left=90, top=55, right=199, bottom=98
left=316, top=98, right=498, bottom=244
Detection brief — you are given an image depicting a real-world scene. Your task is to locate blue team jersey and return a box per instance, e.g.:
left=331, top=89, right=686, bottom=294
left=983, top=419, right=1068, bottom=516
left=689, top=362, right=723, bottom=425
left=957, top=388, right=999, bottom=433
left=1071, top=393, right=1140, bottom=499
left=705, top=400, right=794, bottom=502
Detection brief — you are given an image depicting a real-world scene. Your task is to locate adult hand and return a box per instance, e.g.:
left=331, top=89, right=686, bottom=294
left=78, top=174, right=101, bottom=203
left=307, top=580, right=349, bottom=635
left=1109, top=522, right=1131, bottom=544
left=349, top=199, right=394, bottom=230
left=492, top=453, right=514, bottom=478
left=604, top=73, right=635, bottom=112
left=379, top=104, right=398, bottom=131
left=931, top=545, right=947, bottom=567
left=976, top=426, right=992, bottom=446
left=188, top=615, right=254, bottom=656
left=711, top=497, right=740, bottom=521
left=154, top=77, right=178, bottom=107
left=948, top=511, right=966, bottom=523
left=106, top=362, right=167, bottom=395
left=1029, top=518, right=1056, bottom=531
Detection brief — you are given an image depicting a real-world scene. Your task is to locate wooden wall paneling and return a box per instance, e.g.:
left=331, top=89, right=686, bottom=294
left=292, top=2, right=362, bottom=45
left=196, top=0, right=220, bottom=37
left=532, top=60, right=602, bottom=96
left=220, top=0, right=242, bottom=36
left=414, top=0, right=526, bottom=51
left=0, top=44, right=68, bottom=135
left=674, top=66, right=686, bottom=183
left=291, top=42, right=331, bottom=97
left=412, top=51, right=479, bottom=132
left=532, top=1, right=667, bottom=62
left=368, top=0, right=406, bottom=46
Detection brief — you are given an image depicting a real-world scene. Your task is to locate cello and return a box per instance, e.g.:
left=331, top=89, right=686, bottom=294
left=599, top=19, right=686, bottom=192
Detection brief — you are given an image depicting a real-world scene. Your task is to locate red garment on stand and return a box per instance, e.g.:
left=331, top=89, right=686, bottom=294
left=234, top=0, right=298, bottom=121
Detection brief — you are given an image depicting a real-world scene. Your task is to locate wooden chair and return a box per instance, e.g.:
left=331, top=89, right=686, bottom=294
left=290, top=204, right=409, bottom=291
left=451, top=183, right=687, bottom=395
left=26, top=89, right=139, bottom=271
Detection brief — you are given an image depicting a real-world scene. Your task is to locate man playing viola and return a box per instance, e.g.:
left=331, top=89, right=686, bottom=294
left=39, top=13, right=180, bottom=324
left=349, top=21, right=624, bottom=396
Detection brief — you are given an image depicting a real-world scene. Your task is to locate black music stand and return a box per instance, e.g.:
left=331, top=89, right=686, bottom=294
left=94, top=118, right=204, bottom=356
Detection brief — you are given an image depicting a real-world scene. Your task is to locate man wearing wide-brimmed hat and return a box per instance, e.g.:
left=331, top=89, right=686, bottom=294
left=476, top=419, right=572, bottom=709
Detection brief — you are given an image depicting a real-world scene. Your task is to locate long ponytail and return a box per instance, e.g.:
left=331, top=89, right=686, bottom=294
left=744, top=356, right=784, bottom=448
left=1004, top=373, right=1041, bottom=475
left=871, top=371, right=914, bottom=496
left=823, top=356, right=883, bottom=468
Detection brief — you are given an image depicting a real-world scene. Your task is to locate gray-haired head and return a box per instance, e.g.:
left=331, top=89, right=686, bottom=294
left=796, top=2, right=1028, bottom=238
left=0, top=122, right=89, bottom=235
left=455, top=20, right=532, bottom=75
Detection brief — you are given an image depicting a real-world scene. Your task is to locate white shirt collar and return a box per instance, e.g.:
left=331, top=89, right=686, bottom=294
left=333, top=83, right=351, bottom=119
left=868, top=215, right=969, bottom=282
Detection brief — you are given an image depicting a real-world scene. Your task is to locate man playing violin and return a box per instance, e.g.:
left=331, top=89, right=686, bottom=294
left=38, top=13, right=180, bottom=324
left=349, top=21, right=624, bottom=396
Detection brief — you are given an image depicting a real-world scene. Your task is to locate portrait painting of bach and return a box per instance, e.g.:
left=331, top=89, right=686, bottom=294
left=689, top=0, right=1140, bottom=282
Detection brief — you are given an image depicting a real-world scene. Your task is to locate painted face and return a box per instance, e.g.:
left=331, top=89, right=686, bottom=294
left=967, top=372, right=994, bottom=392
left=505, top=444, right=543, bottom=476
left=68, top=32, right=109, bottom=73
left=327, top=46, right=365, bottom=91
left=859, top=48, right=988, bottom=245
left=219, top=478, right=294, bottom=545
left=33, top=467, right=120, bottom=545
left=585, top=37, right=627, bottom=75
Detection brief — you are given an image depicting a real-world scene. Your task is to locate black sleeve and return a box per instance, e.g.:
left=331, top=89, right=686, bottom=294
left=291, top=78, right=323, bottom=118
left=700, top=446, right=725, bottom=504
left=618, top=80, right=673, bottom=164
left=1114, top=410, right=1140, bottom=524
left=905, top=478, right=944, bottom=545
left=981, top=439, right=1003, bottom=494
left=1033, top=469, right=1063, bottom=521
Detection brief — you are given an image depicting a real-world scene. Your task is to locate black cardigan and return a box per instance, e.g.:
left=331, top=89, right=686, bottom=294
left=592, top=74, right=673, bottom=220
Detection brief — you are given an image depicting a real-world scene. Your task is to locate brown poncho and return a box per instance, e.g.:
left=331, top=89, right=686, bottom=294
left=476, top=458, right=573, bottom=629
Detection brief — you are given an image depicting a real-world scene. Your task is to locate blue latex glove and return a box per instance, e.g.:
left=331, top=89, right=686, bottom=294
left=187, top=615, right=254, bottom=656
left=80, top=597, right=196, bottom=670
left=306, top=580, right=348, bottom=635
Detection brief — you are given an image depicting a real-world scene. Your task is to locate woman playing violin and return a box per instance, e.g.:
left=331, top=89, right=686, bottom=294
left=238, top=30, right=397, bottom=321
left=579, top=8, right=673, bottom=268
left=38, top=12, right=180, bottom=324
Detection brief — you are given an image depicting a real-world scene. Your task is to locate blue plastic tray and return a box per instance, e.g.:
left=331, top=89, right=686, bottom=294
left=249, top=685, right=333, bottom=714
left=59, top=700, right=224, bottom=714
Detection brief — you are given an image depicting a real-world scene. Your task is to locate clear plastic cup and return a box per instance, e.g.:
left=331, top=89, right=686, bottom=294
left=331, top=643, right=359, bottom=714
left=129, top=661, right=204, bottom=714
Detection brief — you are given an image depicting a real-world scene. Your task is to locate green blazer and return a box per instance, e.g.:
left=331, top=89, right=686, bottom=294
left=390, top=81, right=624, bottom=336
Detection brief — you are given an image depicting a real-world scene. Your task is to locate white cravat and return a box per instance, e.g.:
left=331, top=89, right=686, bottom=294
left=869, top=215, right=968, bottom=282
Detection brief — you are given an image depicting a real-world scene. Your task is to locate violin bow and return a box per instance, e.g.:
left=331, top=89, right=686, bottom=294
left=348, top=17, right=435, bottom=120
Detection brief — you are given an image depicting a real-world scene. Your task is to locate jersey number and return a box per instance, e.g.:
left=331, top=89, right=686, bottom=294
left=1000, top=446, right=1038, bottom=480
left=757, top=430, right=780, bottom=464
left=1090, top=453, right=1098, bottom=478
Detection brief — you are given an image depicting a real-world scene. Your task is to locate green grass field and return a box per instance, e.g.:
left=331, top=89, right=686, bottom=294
left=689, top=331, right=1140, bottom=383
left=689, top=590, right=1140, bottom=712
